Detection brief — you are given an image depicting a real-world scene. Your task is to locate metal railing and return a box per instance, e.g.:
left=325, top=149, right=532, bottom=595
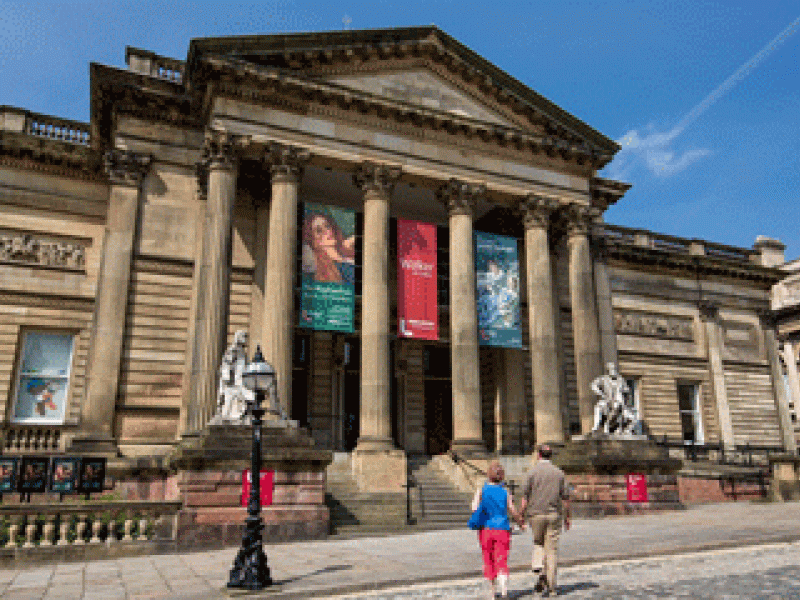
left=653, top=436, right=784, bottom=467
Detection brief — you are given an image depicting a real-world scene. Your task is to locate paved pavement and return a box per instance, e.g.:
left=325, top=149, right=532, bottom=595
left=0, top=501, right=798, bottom=599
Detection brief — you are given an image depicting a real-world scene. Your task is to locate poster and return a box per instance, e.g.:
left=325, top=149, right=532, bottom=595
left=241, top=469, right=274, bottom=507
left=78, top=458, right=106, bottom=494
left=397, top=219, right=438, bottom=340
left=18, top=456, right=49, bottom=493
left=13, top=332, right=73, bottom=424
left=626, top=473, right=648, bottom=503
left=0, top=458, right=18, bottom=493
left=50, top=457, right=79, bottom=493
left=475, top=231, right=522, bottom=347
left=300, top=203, right=356, bottom=332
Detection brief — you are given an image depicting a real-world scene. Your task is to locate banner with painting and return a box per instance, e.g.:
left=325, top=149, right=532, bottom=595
left=300, top=203, right=356, bottom=332
left=397, top=219, right=438, bottom=340
left=475, top=231, right=522, bottom=348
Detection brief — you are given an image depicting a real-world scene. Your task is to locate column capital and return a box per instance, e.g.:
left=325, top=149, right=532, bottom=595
left=520, top=194, right=560, bottom=230
left=353, top=162, right=402, bottom=197
left=203, top=130, right=247, bottom=172
left=436, top=179, right=486, bottom=217
left=564, top=203, right=601, bottom=238
left=264, top=142, right=311, bottom=184
left=698, top=300, right=719, bottom=322
left=104, top=150, right=151, bottom=187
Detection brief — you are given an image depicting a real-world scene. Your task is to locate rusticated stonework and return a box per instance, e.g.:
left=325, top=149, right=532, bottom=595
left=0, top=230, right=87, bottom=271
left=614, top=309, right=694, bottom=341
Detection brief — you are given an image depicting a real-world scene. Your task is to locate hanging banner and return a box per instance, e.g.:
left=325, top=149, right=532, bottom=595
left=397, top=219, right=438, bottom=340
left=300, top=203, right=356, bottom=332
left=475, top=231, right=522, bottom=348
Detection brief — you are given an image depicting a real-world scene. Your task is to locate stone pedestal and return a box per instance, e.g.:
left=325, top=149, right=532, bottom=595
left=170, top=422, right=332, bottom=549
left=554, top=434, right=683, bottom=517
left=351, top=448, right=407, bottom=493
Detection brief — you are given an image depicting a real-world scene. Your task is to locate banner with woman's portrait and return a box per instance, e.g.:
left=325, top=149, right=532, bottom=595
left=475, top=231, right=522, bottom=348
left=397, top=219, right=438, bottom=340
left=299, top=203, right=356, bottom=332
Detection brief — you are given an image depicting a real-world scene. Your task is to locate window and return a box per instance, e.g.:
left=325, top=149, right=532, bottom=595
left=12, top=331, right=74, bottom=424
left=677, top=382, right=703, bottom=445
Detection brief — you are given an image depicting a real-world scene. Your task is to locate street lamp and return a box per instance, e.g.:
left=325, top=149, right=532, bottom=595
left=227, top=345, right=274, bottom=590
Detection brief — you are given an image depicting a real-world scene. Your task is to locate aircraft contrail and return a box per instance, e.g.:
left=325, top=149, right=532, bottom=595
left=664, top=14, right=799, bottom=143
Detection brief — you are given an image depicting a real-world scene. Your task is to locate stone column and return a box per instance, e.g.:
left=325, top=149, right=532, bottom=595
left=700, top=301, right=735, bottom=451
left=565, top=204, right=603, bottom=435
left=783, top=340, right=800, bottom=427
left=73, top=150, right=150, bottom=453
left=521, top=195, right=564, bottom=444
left=437, top=180, right=486, bottom=456
left=762, top=314, right=798, bottom=453
left=261, top=144, right=310, bottom=418
left=180, top=131, right=240, bottom=436
left=354, top=162, right=401, bottom=451
left=495, top=348, right=527, bottom=454
left=594, top=239, right=619, bottom=367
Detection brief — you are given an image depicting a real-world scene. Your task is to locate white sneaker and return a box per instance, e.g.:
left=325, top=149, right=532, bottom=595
left=497, top=572, right=508, bottom=597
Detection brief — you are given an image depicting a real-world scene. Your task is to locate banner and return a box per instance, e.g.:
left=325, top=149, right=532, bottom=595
left=299, top=203, right=356, bottom=332
left=397, top=219, right=438, bottom=340
left=475, top=231, right=522, bottom=348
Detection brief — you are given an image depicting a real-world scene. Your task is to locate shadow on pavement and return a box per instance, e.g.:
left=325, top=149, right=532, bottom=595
left=508, top=581, right=600, bottom=598
left=274, top=563, right=354, bottom=586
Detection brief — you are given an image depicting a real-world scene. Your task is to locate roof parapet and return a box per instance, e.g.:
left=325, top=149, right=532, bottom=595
left=125, top=46, right=185, bottom=84
left=1, top=106, right=89, bottom=145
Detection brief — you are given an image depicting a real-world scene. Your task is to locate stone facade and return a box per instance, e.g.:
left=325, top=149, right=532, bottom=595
left=0, top=26, right=795, bottom=507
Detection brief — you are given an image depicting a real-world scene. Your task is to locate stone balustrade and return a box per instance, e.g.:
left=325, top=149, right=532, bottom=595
left=0, top=501, right=180, bottom=550
left=2, top=426, right=65, bottom=454
left=0, top=107, right=89, bottom=145
left=125, top=47, right=185, bottom=83
left=599, top=224, right=755, bottom=265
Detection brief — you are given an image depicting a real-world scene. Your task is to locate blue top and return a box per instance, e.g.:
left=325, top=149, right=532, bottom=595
left=481, top=482, right=511, bottom=531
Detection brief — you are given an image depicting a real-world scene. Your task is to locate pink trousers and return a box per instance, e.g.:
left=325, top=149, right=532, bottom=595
left=478, top=528, right=511, bottom=580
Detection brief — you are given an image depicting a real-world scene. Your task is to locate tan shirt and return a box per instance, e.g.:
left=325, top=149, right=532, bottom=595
left=522, top=459, right=567, bottom=516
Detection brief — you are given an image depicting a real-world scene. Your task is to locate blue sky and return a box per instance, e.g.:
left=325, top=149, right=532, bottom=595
left=2, top=1, right=798, bottom=258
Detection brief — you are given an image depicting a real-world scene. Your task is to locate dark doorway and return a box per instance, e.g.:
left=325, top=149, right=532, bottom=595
left=342, top=339, right=360, bottom=451
left=291, top=334, right=310, bottom=428
left=425, top=379, right=452, bottom=455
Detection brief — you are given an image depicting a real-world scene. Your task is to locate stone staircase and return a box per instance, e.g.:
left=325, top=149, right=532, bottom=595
left=407, top=455, right=474, bottom=529
left=325, top=455, right=407, bottom=537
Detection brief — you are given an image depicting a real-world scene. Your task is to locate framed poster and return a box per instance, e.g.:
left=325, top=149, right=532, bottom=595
left=397, top=219, right=438, bottom=340
left=78, top=457, right=106, bottom=494
left=18, top=456, right=49, bottom=493
left=0, top=457, right=18, bottom=493
left=299, top=203, right=356, bottom=332
left=50, top=457, right=79, bottom=493
left=475, top=231, right=523, bottom=348
left=12, top=331, right=74, bottom=424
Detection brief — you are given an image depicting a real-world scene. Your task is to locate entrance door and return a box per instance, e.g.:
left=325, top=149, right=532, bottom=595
left=425, top=379, right=452, bottom=455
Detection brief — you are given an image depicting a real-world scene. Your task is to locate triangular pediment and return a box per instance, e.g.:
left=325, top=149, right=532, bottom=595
left=327, top=69, right=518, bottom=128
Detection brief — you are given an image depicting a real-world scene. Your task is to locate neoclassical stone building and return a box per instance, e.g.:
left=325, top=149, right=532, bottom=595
left=0, top=27, right=796, bottom=493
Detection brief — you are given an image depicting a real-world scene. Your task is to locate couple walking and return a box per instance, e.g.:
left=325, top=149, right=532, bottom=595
left=471, top=445, right=570, bottom=598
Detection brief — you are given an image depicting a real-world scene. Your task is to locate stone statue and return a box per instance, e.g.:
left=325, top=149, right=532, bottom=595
left=212, top=330, right=254, bottom=423
left=591, top=362, right=639, bottom=436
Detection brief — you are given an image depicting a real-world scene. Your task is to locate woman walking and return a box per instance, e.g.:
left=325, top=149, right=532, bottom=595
left=472, top=461, right=524, bottom=598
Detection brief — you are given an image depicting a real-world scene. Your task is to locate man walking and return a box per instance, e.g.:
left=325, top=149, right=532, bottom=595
left=518, top=444, right=570, bottom=597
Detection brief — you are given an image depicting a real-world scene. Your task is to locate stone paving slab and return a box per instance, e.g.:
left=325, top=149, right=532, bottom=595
left=0, top=501, right=797, bottom=599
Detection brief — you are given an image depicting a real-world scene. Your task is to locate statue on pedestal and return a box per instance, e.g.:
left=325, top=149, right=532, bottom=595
left=591, top=362, right=639, bottom=436
left=212, top=330, right=254, bottom=423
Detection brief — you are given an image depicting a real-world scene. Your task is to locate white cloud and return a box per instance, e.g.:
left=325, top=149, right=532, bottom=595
left=603, top=125, right=710, bottom=180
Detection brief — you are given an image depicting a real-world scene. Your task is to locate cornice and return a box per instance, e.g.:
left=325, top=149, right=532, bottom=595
left=204, top=56, right=599, bottom=175
left=0, top=131, right=104, bottom=182
left=185, top=26, right=619, bottom=158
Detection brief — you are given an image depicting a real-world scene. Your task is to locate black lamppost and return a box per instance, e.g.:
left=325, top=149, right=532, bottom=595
left=227, top=345, right=274, bottom=590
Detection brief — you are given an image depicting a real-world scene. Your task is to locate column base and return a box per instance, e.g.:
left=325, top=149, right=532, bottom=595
left=351, top=447, right=406, bottom=493
left=354, top=436, right=395, bottom=452
left=450, top=438, right=487, bottom=458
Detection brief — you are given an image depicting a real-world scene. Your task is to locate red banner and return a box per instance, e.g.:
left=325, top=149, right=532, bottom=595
left=397, top=219, right=438, bottom=340
left=626, top=473, right=648, bottom=503
left=241, top=470, right=274, bottom=507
